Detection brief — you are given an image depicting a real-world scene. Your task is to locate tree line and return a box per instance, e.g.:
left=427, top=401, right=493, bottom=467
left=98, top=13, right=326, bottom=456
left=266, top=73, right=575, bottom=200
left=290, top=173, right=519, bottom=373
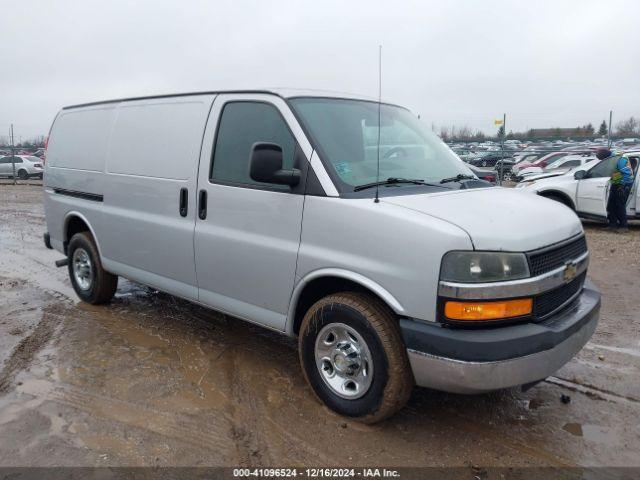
left=438, top=116, right=639, bottom=142
left=0, top=135, right=46, bottom=149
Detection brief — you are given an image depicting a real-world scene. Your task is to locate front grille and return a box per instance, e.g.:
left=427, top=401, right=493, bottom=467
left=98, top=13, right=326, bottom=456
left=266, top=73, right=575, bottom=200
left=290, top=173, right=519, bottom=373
left=527, top=236, right=588, bottom=277
left=533, top=272, right=585, bottom=319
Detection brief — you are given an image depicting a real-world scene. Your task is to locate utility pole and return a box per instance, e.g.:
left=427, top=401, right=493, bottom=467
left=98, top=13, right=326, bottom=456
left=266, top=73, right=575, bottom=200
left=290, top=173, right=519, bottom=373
left=10, top=124, right=16, bottom=185
left=499, top=113, right=506, bottom=186
left=607, top=110, right=613, bottom=148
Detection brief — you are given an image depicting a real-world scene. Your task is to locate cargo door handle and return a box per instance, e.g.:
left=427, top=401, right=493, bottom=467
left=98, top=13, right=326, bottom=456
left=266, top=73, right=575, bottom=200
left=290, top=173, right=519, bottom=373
left=198, top=190, right=207, bottom=220
left=179, top=188, right=188, bottom=217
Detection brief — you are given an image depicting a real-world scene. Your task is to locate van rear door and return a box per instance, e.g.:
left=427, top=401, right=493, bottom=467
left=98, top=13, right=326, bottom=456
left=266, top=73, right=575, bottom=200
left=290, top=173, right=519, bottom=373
left=194, top=94, right=311, bottom=330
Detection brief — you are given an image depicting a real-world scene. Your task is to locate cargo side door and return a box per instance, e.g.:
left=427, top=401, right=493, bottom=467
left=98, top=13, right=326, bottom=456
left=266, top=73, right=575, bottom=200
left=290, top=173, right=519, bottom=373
left=99, top=95, right=215, bottom=300
left=193, top=93, right=312, bottom=330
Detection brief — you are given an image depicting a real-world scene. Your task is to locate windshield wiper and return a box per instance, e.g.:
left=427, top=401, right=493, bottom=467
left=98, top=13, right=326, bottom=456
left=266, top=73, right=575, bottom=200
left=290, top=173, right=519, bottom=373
left=439, top=174, right=476, bottom=184
left=354, top=177, right=447, bottom=192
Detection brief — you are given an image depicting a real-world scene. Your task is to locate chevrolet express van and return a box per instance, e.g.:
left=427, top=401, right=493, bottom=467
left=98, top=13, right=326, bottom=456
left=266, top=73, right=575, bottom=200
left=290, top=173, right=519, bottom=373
left=43, top=90, right=600, bottom=422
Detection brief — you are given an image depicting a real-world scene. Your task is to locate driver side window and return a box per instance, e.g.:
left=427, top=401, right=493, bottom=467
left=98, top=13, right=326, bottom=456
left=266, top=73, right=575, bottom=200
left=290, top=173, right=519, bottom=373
left=587, top=156, right=618, bottom=178
left=210, top=101, right=296, bottom=191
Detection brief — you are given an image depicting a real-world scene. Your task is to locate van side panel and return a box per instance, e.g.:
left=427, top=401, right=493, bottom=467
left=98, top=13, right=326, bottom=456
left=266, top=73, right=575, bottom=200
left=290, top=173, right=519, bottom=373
left=98, top=95, right=215, bottom=300
left=44, top=106, right=117, bottom=254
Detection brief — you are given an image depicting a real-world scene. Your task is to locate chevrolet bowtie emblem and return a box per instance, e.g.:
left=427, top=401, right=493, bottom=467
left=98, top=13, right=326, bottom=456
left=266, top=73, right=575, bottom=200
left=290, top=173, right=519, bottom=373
left=563, top=262, right=578, bottom=283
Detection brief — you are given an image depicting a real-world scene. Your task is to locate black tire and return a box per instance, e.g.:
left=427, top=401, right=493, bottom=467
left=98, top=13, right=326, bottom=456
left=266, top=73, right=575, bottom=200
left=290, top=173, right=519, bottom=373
left=67, top=232, right=118, bottom=304
left=17, top=169, right=28, bottom=180
left=298, top=292, right=413, bottom=423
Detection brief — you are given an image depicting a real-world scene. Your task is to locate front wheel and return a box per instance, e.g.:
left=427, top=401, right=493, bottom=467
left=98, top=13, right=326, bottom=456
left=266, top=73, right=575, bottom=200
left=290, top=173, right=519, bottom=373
left=298, top=292, right=413, bottom=423
left=67, top=232, right=118, bottom=304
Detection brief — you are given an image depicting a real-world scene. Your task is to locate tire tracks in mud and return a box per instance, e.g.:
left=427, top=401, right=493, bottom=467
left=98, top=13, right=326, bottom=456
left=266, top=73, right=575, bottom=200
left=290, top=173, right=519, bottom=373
left=0, top=246, right=75, bottom=301
left=0, top=302, right=64, bottom=395
left=223, top=346, right=334, bottom=466
left=545, top=376, right=640, bottom=406
left=14, top=374, right=333, bottom=466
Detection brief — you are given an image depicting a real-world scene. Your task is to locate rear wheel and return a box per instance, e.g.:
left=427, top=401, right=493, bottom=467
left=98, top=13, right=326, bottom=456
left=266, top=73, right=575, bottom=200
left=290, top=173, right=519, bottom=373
left=67, top=232, right=118, bottom=304
left=298, top=292, right=413, bottom=423
left=17, top=169, right=28, bottom=180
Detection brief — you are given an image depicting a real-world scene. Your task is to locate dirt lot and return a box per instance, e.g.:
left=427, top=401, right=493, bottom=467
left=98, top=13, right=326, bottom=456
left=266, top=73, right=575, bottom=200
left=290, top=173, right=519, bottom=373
left=0, top=184, right=639, bottom=469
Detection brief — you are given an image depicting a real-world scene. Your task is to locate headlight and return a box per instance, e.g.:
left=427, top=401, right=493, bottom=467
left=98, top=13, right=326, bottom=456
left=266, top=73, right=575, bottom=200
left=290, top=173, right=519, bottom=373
left=440, top=251, right=530, bottom=283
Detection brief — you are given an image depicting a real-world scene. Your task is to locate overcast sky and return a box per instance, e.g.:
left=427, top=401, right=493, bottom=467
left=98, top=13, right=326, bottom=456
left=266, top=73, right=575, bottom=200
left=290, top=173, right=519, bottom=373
left=1, top=0, right=639, bottom=141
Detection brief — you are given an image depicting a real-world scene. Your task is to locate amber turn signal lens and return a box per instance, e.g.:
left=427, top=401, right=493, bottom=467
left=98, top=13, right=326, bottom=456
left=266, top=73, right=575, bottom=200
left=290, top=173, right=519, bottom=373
left=444, top=298, right=533, bottom=321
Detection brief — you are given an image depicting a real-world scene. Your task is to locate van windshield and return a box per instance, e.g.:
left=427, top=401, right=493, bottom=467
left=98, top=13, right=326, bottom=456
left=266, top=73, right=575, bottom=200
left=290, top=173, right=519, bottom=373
left=290, top=97, right=472, bottom=192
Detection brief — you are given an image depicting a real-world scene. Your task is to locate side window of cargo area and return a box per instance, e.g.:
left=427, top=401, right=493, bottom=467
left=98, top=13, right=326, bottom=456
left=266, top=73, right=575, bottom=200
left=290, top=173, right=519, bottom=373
left=211, top=102, right=296, bottom=190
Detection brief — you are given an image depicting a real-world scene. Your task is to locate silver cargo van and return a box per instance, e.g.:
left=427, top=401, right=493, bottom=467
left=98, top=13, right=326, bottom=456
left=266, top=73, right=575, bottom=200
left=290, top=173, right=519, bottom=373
left=44, top=90, right=600, bottom=422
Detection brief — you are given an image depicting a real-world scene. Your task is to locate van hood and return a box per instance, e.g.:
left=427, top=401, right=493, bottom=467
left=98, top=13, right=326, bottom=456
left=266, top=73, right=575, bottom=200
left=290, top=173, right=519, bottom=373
left=382, top=187, right=583, bottom=251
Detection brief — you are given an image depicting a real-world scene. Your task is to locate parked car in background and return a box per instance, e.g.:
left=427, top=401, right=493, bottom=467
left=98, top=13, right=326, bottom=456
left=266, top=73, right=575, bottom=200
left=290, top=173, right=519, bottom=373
left=517, top=152, right=639, bottom=221
left=512, top=152, right=568, bottom=174
left=517, top=154, right=595, bottom=180
left=467, top=152, right=513, bottom=167
left=468, top=164, right=497, bottom=183
left=515, top=160, right=598, bottom=185
left=512, top=152, right=541, bottom=165
left=0, top=155, right=44, bottom=179
left=493, top=158, right=517, bottom=181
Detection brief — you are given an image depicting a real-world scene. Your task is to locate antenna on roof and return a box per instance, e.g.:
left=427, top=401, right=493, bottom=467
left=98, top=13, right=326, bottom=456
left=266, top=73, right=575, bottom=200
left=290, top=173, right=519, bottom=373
left=374, top=45, right=382, bottom=204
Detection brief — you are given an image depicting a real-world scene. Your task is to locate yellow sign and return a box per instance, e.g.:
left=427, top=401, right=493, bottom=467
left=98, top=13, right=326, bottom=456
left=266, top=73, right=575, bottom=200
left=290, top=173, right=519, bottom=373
left=494, top=119, right=504, bottom=126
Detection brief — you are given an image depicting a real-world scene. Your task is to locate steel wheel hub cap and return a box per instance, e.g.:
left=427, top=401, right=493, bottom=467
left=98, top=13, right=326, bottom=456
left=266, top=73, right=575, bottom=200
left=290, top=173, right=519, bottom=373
left=314, top=323, right=373, bottom=399
left=72, top=248, right=93, bottom=290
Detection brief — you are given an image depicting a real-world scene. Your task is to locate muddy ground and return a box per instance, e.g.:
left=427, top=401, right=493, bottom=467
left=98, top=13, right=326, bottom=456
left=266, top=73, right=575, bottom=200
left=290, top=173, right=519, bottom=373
left=0, top=184, right=639, bottom=469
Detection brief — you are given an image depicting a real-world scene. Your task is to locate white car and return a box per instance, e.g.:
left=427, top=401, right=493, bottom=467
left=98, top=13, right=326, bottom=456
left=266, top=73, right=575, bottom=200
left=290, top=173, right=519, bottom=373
left=517, top=152, right=640, bottom=221
left=517, top=154, right=595, bottom=179
left=0, top=155, right=44, bottom=179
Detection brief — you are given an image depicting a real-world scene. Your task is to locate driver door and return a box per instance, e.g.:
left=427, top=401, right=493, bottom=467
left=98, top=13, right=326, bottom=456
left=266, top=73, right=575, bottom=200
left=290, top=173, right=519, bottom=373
left=193, top=94, right=310, bottom=331
left=576, top=157, right=617, bottom=218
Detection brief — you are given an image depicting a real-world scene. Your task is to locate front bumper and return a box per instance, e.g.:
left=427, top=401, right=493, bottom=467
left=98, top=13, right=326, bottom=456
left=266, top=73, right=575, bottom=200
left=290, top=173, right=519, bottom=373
left=400, top=280, right=600, bottom=394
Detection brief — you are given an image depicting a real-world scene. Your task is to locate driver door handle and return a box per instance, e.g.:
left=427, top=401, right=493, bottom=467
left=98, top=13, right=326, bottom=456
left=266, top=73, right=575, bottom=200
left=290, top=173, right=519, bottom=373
left=198, top=190, right=207, bottom=220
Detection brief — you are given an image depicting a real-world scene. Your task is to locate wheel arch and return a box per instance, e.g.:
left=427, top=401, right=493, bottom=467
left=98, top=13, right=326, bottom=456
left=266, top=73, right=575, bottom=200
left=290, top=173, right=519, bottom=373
left=537, top=189, right=576, bottom=210
left=285, top=269, right=405, bottom=336
left=63, top=211, right=104, bottom=259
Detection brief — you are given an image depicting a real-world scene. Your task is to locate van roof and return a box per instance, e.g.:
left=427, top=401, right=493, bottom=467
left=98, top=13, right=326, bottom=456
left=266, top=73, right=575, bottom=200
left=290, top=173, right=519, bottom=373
left=62, top=88, right=391, bottom=110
